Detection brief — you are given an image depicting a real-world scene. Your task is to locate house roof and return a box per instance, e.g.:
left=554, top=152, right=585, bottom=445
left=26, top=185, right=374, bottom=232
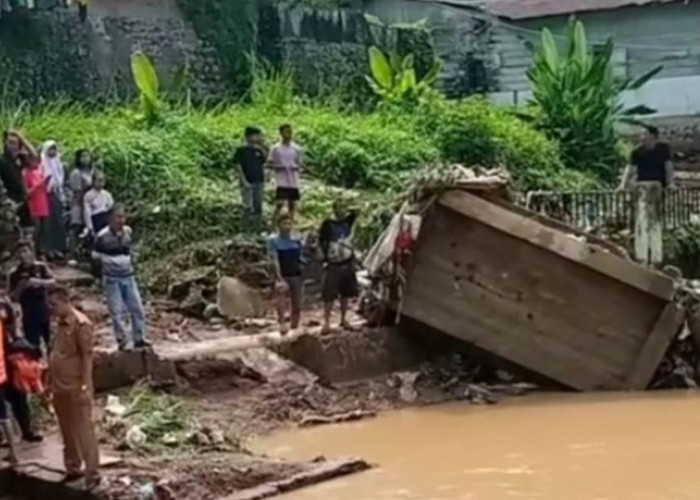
left=486, top=0, right=684, bottom=20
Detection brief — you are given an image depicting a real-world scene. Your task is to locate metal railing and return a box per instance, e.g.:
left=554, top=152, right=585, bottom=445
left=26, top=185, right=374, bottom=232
left=524, top=188, right=700, bottom=233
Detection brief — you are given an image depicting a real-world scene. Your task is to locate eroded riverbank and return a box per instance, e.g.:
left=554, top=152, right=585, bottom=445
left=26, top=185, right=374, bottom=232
left=257, top=391, right=700, bottom=500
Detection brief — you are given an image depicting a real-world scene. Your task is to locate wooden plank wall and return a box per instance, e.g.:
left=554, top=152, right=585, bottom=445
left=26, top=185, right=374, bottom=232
left=402, top=202, right=671, bottom=390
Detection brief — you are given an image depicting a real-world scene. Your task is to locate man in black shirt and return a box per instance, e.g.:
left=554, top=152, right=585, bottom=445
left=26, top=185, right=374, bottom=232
left=319, top=200, right=359, bottom=334
left=233, top=127, right=267, bottom=227
left=8, top=242, right=55, bottom=351
left=0, top=130, right=35, bottom=229
left=622, top=125, right=674, bottom=189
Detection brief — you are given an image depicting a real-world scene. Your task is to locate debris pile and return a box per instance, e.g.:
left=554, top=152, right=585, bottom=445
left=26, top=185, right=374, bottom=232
left=102, top=383, right=239, bottom=454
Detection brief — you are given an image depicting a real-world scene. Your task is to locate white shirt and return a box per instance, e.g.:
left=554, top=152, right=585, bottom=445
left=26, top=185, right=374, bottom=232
left=83, top=188, right=114, bottom=232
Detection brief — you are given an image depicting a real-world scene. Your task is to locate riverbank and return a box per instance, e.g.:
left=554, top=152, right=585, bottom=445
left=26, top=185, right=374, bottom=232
left=1, top=266, right=536, bottom=500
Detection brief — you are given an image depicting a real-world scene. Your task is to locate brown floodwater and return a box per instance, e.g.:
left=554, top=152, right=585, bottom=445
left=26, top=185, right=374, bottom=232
left=256, top=391, right=700, bottom=500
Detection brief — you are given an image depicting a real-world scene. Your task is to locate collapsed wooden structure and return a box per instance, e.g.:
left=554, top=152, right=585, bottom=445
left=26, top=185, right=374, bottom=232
left=367, top=167, right=685, bottom=390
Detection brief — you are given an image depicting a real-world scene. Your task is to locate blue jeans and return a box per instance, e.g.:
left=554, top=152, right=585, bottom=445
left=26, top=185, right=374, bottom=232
left=103, top=275, right=147, bottom=347
left=240, top=182, right=264, bottom=225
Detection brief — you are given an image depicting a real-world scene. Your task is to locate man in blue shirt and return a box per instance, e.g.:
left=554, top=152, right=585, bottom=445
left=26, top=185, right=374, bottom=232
left=268, top=214, right=303, bottom=335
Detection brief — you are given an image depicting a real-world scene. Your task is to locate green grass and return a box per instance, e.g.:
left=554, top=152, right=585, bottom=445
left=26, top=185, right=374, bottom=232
left=2, top=89, right=601, bottom=290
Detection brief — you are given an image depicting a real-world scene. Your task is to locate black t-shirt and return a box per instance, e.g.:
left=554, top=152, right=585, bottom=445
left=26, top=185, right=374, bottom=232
left=319, top=212, right=358, bottom=264
left=233, top=145, right=266, bottom=184
left=0, top=152, right=26, bottom=202
left=8, top=262, right=51, bottom=320
left=631, top=142, right=671, bottom=186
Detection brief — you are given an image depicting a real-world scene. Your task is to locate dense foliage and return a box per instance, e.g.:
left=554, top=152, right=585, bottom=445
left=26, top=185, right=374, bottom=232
left=527, top=19, right=661, bottom=183
left=2, top=66, right=598, bottom=288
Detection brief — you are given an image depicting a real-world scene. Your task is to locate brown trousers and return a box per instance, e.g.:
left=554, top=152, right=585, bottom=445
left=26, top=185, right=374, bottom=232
left=52, top=391, right=99, bottom=477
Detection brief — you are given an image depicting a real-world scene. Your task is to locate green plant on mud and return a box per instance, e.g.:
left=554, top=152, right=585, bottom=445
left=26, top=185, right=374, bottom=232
left=665, top=224, right=700, bottom=279
left=117, top=382, right=193, bottom=451
left=526, top=19, right=661, bottom=182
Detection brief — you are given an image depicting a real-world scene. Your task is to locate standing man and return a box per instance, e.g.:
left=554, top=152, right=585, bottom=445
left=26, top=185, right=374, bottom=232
left=319, top=200, right=358, bottom=334
left=268, top=214, right=304, bottom=335
left=620, top=125, right=674, bottom=189
left=47, top=285, right=100, bottom=488
left=93, top=205, right=149, bottom=351
left=268, top=124, right=303, bottom=221
left=233, top=127, right=267, bottom=227
left=8, top=241, right=55, bottom=351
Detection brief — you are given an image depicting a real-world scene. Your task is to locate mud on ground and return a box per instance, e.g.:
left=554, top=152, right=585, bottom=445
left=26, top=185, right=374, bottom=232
left=42, top=280, right=534, bottom=499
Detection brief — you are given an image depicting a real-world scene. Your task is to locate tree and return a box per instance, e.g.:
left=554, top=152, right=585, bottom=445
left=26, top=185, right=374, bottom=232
left=526, top=19, right=661, bottom=181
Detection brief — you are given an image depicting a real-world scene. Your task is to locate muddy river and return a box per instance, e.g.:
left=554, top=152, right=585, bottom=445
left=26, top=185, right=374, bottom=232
left=257, top=391, right=700, bottom=500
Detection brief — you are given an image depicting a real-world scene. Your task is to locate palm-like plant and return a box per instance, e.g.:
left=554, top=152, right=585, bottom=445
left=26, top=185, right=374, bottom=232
left=527, top=19, right=662, bottom=180
left=366, top=46, right=443, bottom=105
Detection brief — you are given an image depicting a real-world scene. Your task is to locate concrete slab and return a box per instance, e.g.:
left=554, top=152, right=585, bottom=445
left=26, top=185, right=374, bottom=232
left=51, top=266, right=95, bottom=287
left=275, top=327, right=423, bottom=383
left=10, top=434, right=121, bottom=475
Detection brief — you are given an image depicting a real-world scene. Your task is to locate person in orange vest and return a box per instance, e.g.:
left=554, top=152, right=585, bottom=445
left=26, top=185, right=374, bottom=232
left=0, top=311, right=19, bottom=466
left=47, top=285, right=100, bottom=488
left=0, top=292, right=42, bottom=456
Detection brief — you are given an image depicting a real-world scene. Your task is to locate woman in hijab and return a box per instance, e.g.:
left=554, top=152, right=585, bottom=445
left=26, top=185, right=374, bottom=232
left=68, top=149, right=94, bottom=259
left=40, top=141, right=67, bottom=260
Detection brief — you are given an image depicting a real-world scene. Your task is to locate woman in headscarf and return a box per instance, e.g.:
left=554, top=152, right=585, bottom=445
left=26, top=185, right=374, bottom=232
left=40, top=141, right=67, bottom=260
left=68, top=149, right=94, bottom=260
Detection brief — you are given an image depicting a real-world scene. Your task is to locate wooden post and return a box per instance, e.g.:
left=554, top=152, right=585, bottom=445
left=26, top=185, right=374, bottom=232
left=634, top=182, right=663, bottom=266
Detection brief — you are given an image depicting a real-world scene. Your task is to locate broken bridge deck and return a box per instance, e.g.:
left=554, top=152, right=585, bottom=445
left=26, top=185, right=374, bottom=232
left=401, top=189, right=684, bottom=391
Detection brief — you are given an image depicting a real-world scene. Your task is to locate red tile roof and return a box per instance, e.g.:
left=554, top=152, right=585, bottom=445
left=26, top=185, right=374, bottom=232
left=486, top=0, right=684, bottom=20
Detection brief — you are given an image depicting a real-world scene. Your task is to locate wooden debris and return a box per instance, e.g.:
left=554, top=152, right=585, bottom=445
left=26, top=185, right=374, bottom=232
left=299, top=410, right=377, bottom=427
left=222, top=458, right=371, bottom=500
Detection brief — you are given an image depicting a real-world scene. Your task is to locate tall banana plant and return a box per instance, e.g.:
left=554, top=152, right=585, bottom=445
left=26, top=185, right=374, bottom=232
left=366, top=46, right=443, bottom=105
left=526, top=19, right=661, bottom=180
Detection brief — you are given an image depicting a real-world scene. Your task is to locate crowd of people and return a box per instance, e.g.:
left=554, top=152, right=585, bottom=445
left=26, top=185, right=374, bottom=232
left=233, top=123, right=360, bottom=334
left=0, top=130, right=150, bottom=487
left=0, top=121, right=359, bottom=485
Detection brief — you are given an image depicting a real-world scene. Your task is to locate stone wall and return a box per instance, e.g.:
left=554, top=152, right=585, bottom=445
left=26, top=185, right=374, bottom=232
left=0, top=0, right=224, bottom=102
left=275, top=6, right=370, bottom=101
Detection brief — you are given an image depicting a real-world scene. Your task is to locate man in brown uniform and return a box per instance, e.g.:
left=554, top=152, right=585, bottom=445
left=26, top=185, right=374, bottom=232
left=47, top=286, right=100, bottom=488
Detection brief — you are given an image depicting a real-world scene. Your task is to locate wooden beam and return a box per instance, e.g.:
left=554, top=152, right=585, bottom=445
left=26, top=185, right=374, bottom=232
left=623, top=302, right=685, bottom=390
left=438, top=190, right=675, bottom=301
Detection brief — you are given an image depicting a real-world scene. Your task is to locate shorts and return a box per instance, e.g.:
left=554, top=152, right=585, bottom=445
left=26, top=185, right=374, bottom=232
left=276, top=187, right=300, bottom=202
left=322, top=262, right=358, bottom=302
left=281, top=276, right=304, bottom=310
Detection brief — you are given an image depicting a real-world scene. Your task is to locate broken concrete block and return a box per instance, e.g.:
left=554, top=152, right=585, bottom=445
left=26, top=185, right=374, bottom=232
left=217, top=276, right=264, bottom=319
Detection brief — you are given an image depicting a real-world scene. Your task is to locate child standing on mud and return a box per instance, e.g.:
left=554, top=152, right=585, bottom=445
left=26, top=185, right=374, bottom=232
left=268, top=213, right=304, bottom=335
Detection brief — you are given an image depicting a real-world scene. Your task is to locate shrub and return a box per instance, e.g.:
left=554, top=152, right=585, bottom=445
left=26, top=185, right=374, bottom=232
left=527, top=19, right=660, bottom=182
left=412, top=97, right=599, bottom=191
left=8, top=89, right=594, bottom=282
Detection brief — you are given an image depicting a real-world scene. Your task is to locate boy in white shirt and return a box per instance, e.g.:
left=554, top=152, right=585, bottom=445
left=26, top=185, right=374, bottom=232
left=83, top=171, right=114, bottom=235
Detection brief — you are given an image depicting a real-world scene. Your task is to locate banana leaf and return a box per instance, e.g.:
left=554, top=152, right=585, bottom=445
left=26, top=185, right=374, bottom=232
left=368, top=47, right=393, bottom=90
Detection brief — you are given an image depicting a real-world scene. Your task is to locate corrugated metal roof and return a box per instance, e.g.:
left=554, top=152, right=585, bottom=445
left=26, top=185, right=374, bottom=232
left=486, top=0, right=684, bottom=20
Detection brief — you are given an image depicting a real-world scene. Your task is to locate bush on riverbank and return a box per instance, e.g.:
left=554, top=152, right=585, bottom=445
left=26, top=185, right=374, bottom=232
left=7, top=91, right=599, bottom=288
